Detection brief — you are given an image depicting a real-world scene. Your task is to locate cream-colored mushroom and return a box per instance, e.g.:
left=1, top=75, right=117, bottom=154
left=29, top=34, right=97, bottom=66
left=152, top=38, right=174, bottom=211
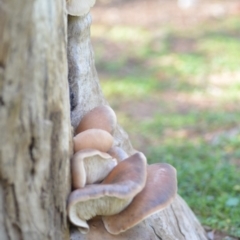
left=108, top=146, right=128, bottom=163
left=102, top=163, right=177, bottom=235
left=73, top=129, right=113, bottom=153
left=67, top=152, right=147, bottom=234
left=66, top=0, right=96, bottom=16
left=76, top=105, right=117, bottom=135
left=72, top=149, right=117, bottom=189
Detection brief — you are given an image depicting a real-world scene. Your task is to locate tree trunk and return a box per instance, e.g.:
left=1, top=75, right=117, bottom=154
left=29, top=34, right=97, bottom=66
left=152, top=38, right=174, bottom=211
left=68, top=13, right=208, bottom=240
left=0, top=1, right=72, bottom=239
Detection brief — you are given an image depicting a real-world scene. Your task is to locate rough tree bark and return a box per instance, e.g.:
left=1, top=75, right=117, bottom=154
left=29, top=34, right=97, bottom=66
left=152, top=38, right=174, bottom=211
left=0, top=1, right=71, bottom=239
left=68, top=13, right=208, bottom=240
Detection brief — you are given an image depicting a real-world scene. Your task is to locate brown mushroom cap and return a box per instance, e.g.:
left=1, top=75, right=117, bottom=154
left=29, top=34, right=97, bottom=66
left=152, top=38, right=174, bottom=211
left=76, top=105, right=117, bottom=135
left=73, top=129, right=113, bottom=153
left=102, top=163, right=177, bottom=235
left=108, top=146, right=129, bottom=163
left=67, top=152, right=147, bottom=233
left=72, top=149, right=117, bottom=189
left=66, top=0, right=96, bottom=16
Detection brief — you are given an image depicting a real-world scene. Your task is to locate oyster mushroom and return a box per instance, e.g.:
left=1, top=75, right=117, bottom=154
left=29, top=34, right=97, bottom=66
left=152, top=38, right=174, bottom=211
left=73, top=129, right=113, bottom=153
left=67, top=152, right=147, bottom=234
left=102, top=163, right=178, bottom=235
left=76, top=105, right=117, bottom=135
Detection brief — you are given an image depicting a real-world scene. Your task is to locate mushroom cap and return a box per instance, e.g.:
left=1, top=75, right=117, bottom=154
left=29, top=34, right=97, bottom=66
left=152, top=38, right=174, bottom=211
left=72, top=149, right=117, bottom=189
left=66, top=0, right=96, bottom=16
left=73, top=129, right=113, bottom=153
left=76, top=105, right=117, bottom=135
left=67, top=152, right=147, bottom=233
left=102, top=163, right=177, bottom=235
left=108, top=146, right=129, bottom=163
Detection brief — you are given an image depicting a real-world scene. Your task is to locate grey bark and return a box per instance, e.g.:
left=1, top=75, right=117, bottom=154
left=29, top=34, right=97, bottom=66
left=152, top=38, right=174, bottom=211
left=68, top=13, right=208, bottom=240
left=0, top=1, right=72, bottom=240
left=68, top=14, right=134, bottom=156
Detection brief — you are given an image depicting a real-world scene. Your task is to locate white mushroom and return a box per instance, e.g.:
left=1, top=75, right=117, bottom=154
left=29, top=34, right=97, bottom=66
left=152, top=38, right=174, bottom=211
left=72, top=149, right=117, bottom=189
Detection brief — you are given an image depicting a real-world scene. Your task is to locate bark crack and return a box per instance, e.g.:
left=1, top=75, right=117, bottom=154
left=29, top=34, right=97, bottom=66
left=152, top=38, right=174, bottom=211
left=0, top=61, right=5, bottom=69
left=0, top=96, right=5, bottom=106
left=150, top=225, right=163, bottom=240
left=70, top=90, right=76, bottom=111
left=11, top=185, right=19, bottom=222
left=29, top=137, right=36, bottom=176
left=11, top=185, right=23, bottom=240
left=29, top=137, right=35, bottom=161
left=171, top=204, right=185, bottom=238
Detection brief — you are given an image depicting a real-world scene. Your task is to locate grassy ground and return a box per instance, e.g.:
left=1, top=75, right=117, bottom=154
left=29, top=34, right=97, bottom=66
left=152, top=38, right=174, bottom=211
left=91, top=0, right=240, bottom=238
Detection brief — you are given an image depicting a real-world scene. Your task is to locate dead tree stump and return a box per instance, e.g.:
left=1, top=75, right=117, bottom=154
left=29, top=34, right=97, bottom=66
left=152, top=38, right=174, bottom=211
left=68, top=13, right=208, bottom=240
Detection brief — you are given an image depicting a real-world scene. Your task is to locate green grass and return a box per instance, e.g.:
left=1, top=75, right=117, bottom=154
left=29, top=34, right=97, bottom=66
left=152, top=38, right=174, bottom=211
left=92, top=13, right=240, bottom=237
left=100, top=76, right=158, bottom=98
left=147, top=139, right=240, bottom=237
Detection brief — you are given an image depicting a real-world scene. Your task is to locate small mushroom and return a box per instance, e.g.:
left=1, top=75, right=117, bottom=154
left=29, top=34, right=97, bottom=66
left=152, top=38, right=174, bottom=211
left=72, top=149, right=118, bottom=189
left=76, top=105, right=117, bottom=135
left=66, top=0, right=96, bottom=16
left=108, top=146, right=129, bottom=163
left=73, top=129, right=113, bottom=153
left=102, top=163, right=177, bottom=235
left=67, top=152, right=147, bottom=234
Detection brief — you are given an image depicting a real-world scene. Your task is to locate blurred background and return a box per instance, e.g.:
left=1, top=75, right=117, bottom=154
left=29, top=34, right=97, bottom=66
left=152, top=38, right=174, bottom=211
left=91, top=0, right=240, bottom=239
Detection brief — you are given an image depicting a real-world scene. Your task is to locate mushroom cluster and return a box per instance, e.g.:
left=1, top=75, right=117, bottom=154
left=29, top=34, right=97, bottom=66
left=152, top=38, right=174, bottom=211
left=67, top=105, right=177, bottom=235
